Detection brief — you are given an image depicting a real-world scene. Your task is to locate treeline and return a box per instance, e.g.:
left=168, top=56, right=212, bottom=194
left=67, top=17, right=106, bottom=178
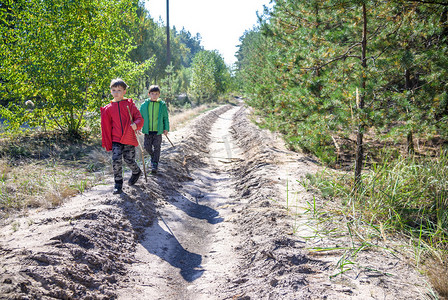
left=0, top=0, right=232, bottom=137
left=236, top=0, right=448, bottom=179
left=235, top=1, right=448, bottom=281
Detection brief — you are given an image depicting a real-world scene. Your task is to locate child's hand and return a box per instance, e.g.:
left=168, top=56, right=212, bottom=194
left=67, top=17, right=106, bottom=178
left=163, top=130, right=168, bottom=136
left=131, top=123, right=137, bottom=130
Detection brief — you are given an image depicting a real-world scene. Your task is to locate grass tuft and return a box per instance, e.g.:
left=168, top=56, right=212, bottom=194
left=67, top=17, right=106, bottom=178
left=304, top=149, right=448, bottom=297
left=0, top=159, right=10, bottom=182
left=0, top=132, right=106, bottom=216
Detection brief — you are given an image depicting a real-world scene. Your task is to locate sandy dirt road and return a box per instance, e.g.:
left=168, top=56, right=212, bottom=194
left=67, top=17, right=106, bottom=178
left=116, top=106, right=244, bottom=299
left=0, top=102, right=433, bottom=299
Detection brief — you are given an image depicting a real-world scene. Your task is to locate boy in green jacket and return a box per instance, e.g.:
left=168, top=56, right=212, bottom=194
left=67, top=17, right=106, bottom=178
left=139, top=85, right=170, bottom=173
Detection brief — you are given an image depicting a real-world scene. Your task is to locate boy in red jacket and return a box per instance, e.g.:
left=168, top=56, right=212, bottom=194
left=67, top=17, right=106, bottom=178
left=101, top=78, right=144, bottom=194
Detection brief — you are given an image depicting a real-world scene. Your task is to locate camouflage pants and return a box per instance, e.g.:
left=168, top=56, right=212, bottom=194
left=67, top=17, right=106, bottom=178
left=144, top=133, right=162, bottom=164
left=112, top=142, right=141, bottom=184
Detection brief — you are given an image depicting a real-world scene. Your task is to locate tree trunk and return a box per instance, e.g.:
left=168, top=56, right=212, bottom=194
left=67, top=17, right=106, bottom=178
left=354, top=4, right=367, bottom=189
left=405, top=69, right=411, bottom=90
left=405, top=69, right=415, bottom=155
left=407, top=131, right=415, bottom=155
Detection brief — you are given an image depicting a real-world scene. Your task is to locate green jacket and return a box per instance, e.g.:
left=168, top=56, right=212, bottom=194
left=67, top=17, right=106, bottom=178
left=140, top=99, right=170, bottom=135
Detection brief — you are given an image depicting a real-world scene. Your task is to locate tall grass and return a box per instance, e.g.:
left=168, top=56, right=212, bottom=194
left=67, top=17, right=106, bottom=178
left=0, top=131, right=110, bottom=216
left=309, top=150, right=448, bottom=246
left=360, top=151, right=447, bottom=246
left=0, top=158, right=105, bottom=213
left=306, top=150, right=448, bottom=297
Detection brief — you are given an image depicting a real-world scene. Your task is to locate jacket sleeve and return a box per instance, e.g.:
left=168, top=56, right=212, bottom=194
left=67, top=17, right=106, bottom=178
left=129, top=101, right=143, bottom=131
left=139, top=101, right=148, bottom=134
left=162, top=103, right=170, bottom=132
left=100, top=106, right=113, bottom=151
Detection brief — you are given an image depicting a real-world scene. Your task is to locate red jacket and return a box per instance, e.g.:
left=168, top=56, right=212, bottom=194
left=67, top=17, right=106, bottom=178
left=101, top=99, right=143, bottom=151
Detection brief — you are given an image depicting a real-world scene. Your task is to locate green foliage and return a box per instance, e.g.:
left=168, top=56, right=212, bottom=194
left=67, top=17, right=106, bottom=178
left=177, top=67, right=192, bottom=94
left=0, top=0, right=151, bottom=137
left=160, top=63, right=180, bottom=106
left=175, top=28, right=203, bottom=68
left=189, top=50, right=231, bottom=103
left=129, top=6, right=204, bottom=87
left=0, top=0, right=206, bottom=137
left=236, top=0, right=448, bottom=167
left=158, top=63, right=194, bottom=107
left=129, top=6, right=169, bottom=85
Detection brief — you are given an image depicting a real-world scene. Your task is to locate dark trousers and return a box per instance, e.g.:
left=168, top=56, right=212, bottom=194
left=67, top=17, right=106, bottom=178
left=112, top=142, right=141, bottom=184
left=144, top=132, right=162, bottom=164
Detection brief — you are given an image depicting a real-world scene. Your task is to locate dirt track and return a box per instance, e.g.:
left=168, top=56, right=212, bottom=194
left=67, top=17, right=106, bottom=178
left=0, top=102, right=433, bottom=299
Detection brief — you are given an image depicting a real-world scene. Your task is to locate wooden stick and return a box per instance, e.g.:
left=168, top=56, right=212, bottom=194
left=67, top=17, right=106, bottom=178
left=165, top=134, right=175, bottom=148
left=127, top=106, right=147, bottom=183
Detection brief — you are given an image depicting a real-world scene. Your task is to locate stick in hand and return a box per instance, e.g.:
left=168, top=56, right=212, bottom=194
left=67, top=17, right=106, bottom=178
left=127, top=106, right=147, bottom=183
left=165, top=134, right=175, bottom=148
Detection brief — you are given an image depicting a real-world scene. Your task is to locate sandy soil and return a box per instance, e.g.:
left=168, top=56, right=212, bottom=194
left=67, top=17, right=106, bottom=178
left=0, top=102, right=435, bottom=299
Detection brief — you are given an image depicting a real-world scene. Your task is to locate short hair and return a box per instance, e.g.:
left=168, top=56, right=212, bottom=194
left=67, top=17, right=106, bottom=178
left=110, top=78, right=128, bottom=90
left=149, top=85, right=160, bottom=93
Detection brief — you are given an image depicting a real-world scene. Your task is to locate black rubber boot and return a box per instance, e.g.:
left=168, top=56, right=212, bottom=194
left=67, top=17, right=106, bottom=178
left=128, top=169, right=142, bottom=186
left=113, top=180, right=123, bottom=194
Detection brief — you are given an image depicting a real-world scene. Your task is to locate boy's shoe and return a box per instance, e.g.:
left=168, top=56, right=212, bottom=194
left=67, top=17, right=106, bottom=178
left=128, top=169, right=142, bottom=186
left=113, top=183, right=123, bottom=194
left=151, top=162, right=158, bottom=174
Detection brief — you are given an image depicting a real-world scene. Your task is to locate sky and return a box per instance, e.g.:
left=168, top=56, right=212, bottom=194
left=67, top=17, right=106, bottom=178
left=144, top=0, right=272, bottom=66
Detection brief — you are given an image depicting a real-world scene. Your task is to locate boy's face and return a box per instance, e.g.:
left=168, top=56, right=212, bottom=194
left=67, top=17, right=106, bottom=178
left=149, top=91, right=160, bottom=102
left=111, top=86, right=126, bottom=102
